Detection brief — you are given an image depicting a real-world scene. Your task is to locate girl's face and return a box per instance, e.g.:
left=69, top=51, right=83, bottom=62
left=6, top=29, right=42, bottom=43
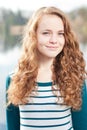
left=36, top=14, right=65, bottom=59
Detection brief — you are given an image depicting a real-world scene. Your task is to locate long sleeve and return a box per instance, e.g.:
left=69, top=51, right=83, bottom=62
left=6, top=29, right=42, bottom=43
left=72, top=81, right=87, bottom=130
left=6, top=76, right=20, bottom=130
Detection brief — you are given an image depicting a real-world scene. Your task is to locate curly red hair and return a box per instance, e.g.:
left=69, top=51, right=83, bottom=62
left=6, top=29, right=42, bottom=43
left=7, top=7, right=86, bottom=110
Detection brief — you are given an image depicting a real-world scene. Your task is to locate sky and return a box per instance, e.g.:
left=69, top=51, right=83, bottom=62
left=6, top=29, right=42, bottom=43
left=0, top=0, right=87, bottom=12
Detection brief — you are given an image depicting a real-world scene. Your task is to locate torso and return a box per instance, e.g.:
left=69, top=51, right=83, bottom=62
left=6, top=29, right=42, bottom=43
left=19, top=81, right=74, bottom=130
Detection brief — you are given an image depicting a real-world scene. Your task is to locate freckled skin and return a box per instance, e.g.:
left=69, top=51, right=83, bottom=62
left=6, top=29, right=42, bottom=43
left=36, top=14, right=65, bottom=60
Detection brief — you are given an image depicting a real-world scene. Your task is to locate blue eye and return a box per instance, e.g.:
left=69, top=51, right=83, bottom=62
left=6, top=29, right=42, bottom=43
left=42, top=32, right=49, bottom=35
left=58, top=32, right=64, bottom=36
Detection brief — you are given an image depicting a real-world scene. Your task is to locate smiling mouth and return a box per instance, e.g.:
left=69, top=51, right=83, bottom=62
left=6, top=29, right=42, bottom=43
left=46, top=46, right=58, bottom=49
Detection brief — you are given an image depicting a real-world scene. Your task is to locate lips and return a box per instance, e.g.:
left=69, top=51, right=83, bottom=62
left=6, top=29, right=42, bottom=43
left=46, top=45, right=58, bottom=49
left=46, top=45, right=58, bottom=48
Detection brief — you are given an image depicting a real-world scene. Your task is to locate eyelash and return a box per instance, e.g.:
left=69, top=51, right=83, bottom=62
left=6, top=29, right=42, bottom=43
left=58, top=32, right=64, bottom=35
left=42, top=32, right=49, bottom=34
left=42, top=32, right=64, bottom=36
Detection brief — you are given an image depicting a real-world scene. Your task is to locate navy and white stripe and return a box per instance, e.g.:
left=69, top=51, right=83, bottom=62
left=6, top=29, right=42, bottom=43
left=19, top=82, right=74, bottom=130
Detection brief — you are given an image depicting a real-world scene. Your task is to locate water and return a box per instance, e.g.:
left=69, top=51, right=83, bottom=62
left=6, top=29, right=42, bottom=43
left=0, top=44, right=87, bottom=130
left=0, top=47, right=20, bottom=130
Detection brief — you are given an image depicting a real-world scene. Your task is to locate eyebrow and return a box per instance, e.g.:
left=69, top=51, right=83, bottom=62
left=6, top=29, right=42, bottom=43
left=58, top=30, right=64, bottom=32
left=42, top=29, right=64, bottom=32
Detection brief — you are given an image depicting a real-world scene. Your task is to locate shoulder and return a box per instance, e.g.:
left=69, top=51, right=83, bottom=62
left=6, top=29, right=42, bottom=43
left=6, top=72, right=14, bottom=90
left=6, top=72, right=20, bottom=130
left=82, top=80, right=87, bottom=103
left=72, top=80, right=87, bottom=130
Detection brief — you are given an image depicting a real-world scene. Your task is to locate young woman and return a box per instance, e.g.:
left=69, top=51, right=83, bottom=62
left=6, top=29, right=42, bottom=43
left=6, top=7, right=87, bottom=130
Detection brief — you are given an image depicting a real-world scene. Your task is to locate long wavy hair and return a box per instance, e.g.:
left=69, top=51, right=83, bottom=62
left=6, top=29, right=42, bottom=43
left=7, top=6, right=86, bottom=110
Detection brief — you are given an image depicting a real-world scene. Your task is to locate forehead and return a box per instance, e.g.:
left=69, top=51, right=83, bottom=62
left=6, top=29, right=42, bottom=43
left=37, top=14, right=64, bottom=30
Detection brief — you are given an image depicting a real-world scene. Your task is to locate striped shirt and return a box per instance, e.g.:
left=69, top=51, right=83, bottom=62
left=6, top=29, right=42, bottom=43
left=19, top=82, right=74, bottom=130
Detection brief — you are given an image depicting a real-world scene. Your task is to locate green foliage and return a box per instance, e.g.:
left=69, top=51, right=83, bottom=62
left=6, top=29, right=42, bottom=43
left=0, top=9, right=28, bottom=51
left=69, top=7, right=87, bottom=44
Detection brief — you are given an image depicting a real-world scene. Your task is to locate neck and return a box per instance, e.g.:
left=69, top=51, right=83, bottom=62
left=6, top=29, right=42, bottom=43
left=39, top=58, right=54, bottom=70
left=36, top=59, right=54, bottom=82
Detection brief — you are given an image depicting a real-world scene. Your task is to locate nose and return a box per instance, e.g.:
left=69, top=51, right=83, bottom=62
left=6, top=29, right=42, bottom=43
left=49, top=34, right=57, bottom=44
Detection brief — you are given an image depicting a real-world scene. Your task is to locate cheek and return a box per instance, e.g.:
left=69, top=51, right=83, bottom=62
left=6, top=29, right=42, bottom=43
left=61, top=42, right=65, bottom=50
left=37, top=36, right=47, bottom=46
left=36, top=40, right=44, bottom=50
left=60, top=37, right=65, bottom=46
left=59, top=40, right=65, bottom=52
left=37, top=35, right=42, bottom=44
left=60, top=36, right=65, bottom=42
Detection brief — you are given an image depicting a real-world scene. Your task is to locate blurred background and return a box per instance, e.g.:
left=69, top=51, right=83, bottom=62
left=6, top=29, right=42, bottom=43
left=0, top=0, right=87, bottom=130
